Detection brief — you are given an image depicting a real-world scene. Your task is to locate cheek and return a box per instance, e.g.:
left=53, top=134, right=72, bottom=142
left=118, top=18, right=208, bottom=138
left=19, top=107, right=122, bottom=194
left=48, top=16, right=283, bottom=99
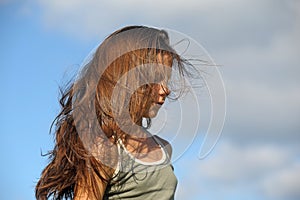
left=135, top=87, right=154, bottom=107
left=150, top=85, right=160, bottom=99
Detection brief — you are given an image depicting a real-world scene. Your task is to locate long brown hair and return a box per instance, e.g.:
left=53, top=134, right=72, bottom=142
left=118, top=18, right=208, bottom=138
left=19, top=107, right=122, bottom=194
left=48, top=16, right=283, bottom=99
left=35, top=26, right=195, bottom=200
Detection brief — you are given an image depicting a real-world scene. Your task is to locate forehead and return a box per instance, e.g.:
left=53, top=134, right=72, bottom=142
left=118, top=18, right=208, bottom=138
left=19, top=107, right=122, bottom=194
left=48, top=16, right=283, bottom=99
left=157, top=52, right=173, bottom=68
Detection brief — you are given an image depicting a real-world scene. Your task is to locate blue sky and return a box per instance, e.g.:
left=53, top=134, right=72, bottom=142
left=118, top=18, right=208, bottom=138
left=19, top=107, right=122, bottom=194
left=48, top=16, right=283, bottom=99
left=1, top=0, right=300, bottom=200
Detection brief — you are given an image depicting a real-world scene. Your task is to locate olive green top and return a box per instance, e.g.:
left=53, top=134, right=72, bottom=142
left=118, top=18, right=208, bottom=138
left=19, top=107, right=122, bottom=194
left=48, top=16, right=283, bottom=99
left=104, top=139, right=178, bottom=200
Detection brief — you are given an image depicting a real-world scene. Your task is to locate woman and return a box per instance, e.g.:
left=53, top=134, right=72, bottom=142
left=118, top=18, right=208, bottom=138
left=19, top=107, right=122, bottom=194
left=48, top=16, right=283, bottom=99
left=36, top=25, right=194, bottom=200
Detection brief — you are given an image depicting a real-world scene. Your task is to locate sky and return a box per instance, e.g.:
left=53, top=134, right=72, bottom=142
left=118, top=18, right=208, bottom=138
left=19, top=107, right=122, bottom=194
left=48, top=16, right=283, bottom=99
left=0, top=0, right=300, bottom=199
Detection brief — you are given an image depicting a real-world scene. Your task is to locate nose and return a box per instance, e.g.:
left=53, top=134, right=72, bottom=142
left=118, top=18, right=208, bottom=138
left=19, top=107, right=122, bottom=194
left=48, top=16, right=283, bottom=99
left=158, top=83, right=170, bottom=97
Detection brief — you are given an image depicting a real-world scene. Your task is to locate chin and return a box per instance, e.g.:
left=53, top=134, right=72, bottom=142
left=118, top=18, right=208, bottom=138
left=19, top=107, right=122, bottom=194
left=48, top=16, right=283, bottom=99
left=147, top=111, right=158, bottom=118
left=145, top=104, right=161, bottom=118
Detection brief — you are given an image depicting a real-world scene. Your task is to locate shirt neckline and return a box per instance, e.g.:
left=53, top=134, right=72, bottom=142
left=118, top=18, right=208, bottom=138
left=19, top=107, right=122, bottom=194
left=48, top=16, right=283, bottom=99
left=117, top=138, right=167, bottom=166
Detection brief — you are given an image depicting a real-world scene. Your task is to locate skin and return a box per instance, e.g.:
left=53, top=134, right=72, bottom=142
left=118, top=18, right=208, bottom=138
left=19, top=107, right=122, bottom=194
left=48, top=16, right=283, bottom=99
left=125, top=52, right=172, bottom=162
left=74, top=53, right=173, bottom=200
left=145, top=52, right=173, bottom=119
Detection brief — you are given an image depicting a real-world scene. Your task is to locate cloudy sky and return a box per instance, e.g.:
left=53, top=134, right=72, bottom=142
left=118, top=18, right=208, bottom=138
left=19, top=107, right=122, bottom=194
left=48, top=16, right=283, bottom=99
left=1, top=0, right=299, bottom=199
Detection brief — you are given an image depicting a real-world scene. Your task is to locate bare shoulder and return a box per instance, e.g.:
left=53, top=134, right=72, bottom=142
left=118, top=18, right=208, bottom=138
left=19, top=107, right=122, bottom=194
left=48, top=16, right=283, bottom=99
left=153, top=135, right=173, bottom=158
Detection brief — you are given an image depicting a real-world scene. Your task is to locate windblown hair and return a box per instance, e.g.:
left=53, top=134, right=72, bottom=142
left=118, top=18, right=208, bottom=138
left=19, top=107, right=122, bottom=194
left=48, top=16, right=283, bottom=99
left=35, top=26, right=196, bottom=200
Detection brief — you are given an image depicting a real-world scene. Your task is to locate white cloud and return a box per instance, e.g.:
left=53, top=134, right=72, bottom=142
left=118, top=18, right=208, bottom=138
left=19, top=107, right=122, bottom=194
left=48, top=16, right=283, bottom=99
left=262, top=163, right=300, bottom=200
left=223, top=80, right=300, bottom=143
left=198, top=142, right=293, bottom=183
left=35, top=0, right=298, bottom=44
left=202, top=1, right=300, bottom=145
left=174, top=140, right=299, bottom=200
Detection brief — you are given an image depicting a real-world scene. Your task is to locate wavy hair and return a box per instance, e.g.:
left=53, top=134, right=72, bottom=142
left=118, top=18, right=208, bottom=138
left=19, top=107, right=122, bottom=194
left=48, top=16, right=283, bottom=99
left=35, top=26, right=196, bottom=200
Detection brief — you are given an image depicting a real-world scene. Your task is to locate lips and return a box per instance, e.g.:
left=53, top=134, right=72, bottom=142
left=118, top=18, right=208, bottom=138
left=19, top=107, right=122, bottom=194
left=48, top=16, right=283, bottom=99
left=156, top=101, right=164, bottom=105
left=152, top=97, right=165, bottom=106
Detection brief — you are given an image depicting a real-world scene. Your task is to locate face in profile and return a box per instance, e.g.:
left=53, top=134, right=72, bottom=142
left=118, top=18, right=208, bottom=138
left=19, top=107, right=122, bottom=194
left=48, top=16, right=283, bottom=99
left=142, top=53, right=173, bottom=118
